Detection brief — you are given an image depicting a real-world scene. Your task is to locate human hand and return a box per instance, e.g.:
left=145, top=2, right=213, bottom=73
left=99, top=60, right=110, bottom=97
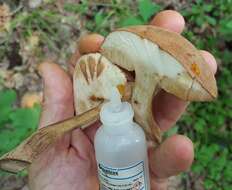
left=28, top=10, right=217, bottom=190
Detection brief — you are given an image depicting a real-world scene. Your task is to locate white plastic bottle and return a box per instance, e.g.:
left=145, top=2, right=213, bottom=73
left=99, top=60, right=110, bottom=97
left=94, top=88, right=150, bottom=190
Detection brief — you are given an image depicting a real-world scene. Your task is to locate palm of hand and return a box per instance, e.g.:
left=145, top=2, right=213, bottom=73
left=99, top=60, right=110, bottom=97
left=28, top=11, right=217, bottom=190
left=29, top=133, right=99, bottom=190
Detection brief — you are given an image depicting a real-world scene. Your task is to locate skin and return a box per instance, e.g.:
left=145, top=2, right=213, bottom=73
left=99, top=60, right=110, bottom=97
left=29, top=10, right=217, bottom=190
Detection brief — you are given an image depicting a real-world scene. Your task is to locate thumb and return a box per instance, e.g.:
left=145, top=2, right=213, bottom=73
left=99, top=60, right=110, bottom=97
left=38, top=61, right=74, bottom=128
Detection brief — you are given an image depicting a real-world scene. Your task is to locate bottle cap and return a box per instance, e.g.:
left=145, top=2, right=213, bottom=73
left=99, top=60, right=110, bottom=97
left=100, top=87, right=134, bottom=127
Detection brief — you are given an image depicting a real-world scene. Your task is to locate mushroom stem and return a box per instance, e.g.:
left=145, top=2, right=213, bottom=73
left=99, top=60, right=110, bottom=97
left=148, top=87, right=162, bottom=144
left=132, top=77, right=161, bottom=143
left=0, top=106, right=101, bottom=173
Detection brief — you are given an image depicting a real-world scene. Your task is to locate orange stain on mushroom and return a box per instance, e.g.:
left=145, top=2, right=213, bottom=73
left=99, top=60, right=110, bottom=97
left=191, top=63, right=201, bottom=76
left=117, top=84, right=125, bottom=96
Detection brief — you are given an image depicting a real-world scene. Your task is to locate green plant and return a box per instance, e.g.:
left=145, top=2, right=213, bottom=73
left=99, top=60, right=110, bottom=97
left=119, top=0, right=162, bottom=26
left=63, top=0, right=162, bottom=35
left=178, top=0, right=232, bottom=189
left=9, top=9, right=64, bottom=52
left=194, top=144, right=231, bottom=190
left=64, top=0, right=115, bottom=35
left=0, top=89, right=41, bottom=156
left=182, top=1, right=216, bottom=27
left=0, top=3, right=81, bottom=64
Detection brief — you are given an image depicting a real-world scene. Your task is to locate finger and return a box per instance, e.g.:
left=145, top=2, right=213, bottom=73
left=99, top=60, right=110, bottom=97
left=153, top=91, right=188, bottom=131
left=150, top=10, right=185, bottom=33
left=71, top=128, right=94, bottom=159
left=150, top=176, right=167, bottom=190
left=79, top=33, right=104, bottom=54
left=200, top=50, right=217, bottom=74
left=83, top=120, right=101, bottom=144
left=38, top=61, right=74, bottom=128
left=149, top=135, right=194, bottom=179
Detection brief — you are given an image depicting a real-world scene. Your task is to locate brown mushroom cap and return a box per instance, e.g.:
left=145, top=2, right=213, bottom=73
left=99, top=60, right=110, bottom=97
left=102, top=25, right=217, bottom=100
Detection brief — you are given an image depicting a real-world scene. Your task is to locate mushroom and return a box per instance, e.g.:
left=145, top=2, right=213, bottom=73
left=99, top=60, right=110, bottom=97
left=0, top=25, right=217, bottom=173
left=73, top=25, right=217, bottom=143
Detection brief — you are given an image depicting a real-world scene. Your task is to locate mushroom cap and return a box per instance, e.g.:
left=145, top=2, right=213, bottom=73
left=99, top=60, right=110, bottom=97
left=101, top=25, right=217, bottom=101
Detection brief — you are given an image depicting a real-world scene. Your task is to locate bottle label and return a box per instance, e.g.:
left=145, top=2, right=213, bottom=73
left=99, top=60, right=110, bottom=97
left=97, top=161, right=147, bottom=190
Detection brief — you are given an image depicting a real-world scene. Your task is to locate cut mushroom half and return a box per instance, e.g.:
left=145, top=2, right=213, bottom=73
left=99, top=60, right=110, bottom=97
left=73, top=53, right=128, bottom=115
left=74, top=25, right=217, bottom=143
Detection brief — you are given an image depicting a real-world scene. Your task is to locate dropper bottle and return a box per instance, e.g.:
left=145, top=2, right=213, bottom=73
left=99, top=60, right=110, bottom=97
left=94, top=88, right=150, bottom=190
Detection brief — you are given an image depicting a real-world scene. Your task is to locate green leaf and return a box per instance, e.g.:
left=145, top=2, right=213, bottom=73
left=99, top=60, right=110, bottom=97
left=226, top=20, right=232, bottom=29
left=204, top=179, right=215, bottom=190
left=63, top=3, right=88, bottom=14
left=0, top=130, right=20, bottom=156
left=192, top=163, right=204, bottom=174
left=95, top=12, right=105, bottom=28
left=203, top=4, right=213, bottom=12
left=196, top=17, right=204, bottom=26
left=9, top=105, right=41, bottom=131
left=194, top=118, right=206, bottom=133
left=224, top=162, right=232, bottom=182
left=165, top=126, right=178, bottom=137
left=205, top=15, right=217, bottom=25
left=197, top=145, right=219, bottom=166
left=219, top=19, right=232, bottom=40
left=191, top=6, right=201, bottom=14
left=0, top=105, right=41, bottom=156
left=121, top=16, right=144, bottom=27
left=223, top=183, right=232, bottom=190
left=138, top=0, right=161, bottom=21
left=0, top=90, right=17, bottom=109
left=0, top=90, right=17, bottom=126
